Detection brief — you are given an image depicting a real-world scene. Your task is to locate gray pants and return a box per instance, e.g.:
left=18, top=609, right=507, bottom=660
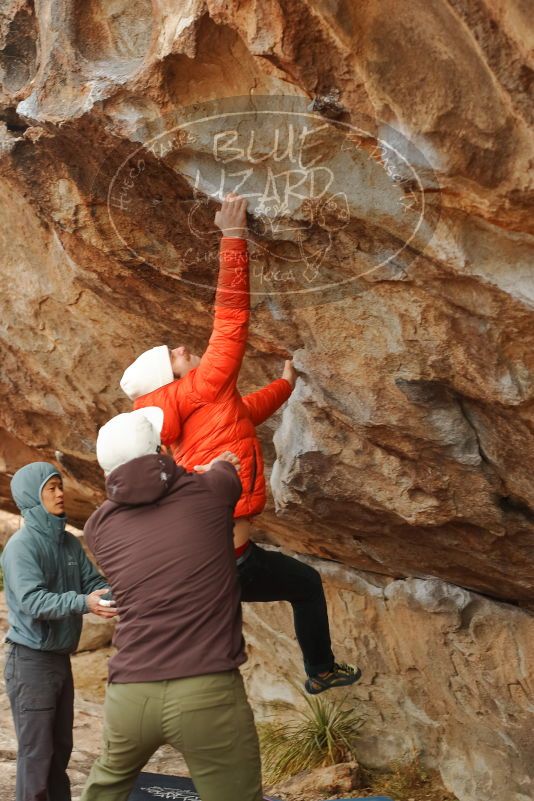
left=4, top=642, right=74, bottom=801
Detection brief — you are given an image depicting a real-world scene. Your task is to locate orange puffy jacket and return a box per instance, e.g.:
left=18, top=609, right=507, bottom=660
left=134, top=237, right=292, bottom=519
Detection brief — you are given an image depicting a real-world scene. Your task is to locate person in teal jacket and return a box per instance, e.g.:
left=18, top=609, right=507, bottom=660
left=2, top=461, right=116, bottom=801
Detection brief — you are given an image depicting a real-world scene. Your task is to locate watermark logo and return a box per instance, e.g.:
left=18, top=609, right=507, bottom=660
left=93, top=95, right=441, bottom=306
left=140, top=787, right=199, bottom=800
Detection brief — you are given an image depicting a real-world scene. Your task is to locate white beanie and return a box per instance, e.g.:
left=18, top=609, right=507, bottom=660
left=120, top=346, right=174, bottom=401
left=96, top=407, right=165, bottom=475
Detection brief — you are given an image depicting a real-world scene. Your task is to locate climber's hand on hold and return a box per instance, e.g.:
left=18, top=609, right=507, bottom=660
left=282, top=360, right=298, bottom=390
left=215, top=193, right=248, bottom=238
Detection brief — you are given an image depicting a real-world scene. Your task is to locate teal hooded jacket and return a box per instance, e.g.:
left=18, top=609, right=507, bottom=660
left=1, top=462, right=107, bottom=654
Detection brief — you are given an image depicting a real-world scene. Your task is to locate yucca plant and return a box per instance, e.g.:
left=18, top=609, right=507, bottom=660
left=259, top=691, right=364, bottom=784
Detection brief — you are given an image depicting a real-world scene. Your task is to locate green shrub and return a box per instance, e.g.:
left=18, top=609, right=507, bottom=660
left=259, top=691, right=364, bottom=783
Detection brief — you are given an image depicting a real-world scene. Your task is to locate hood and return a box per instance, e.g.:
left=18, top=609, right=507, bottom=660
left=10, top=462, right=66, bottom=539
left=105, top=453, right=184, bottom=506
left=96, top=407, right=164, bottom=476
left=120, top=345, right=174, bottom=401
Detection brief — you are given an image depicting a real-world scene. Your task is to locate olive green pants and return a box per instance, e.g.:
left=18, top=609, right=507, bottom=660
left=80, top=670, right=262, bottom=801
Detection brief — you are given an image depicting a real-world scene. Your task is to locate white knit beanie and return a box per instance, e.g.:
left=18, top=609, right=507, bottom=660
left=120, top=345, right=174, bottom=401
left=96, top=407, right=165, bottom=476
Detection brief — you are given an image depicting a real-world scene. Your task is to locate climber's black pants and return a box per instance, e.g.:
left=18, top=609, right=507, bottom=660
left=238, top=543, right=335, bottom=676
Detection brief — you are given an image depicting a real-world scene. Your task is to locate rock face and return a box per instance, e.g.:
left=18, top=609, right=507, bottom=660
left=75, top=612, right=114, bottom=652
left=0, top=510, right=18, bottom=548
left=0, top=0, right=532, bottom=604
left=0, top=3, right=533, bottom=799
left=241, top=552, right=534, bottom=801
left=266, top=761, right=361, bottom=801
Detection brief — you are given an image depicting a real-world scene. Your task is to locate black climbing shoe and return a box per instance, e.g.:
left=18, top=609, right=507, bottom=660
left=304, top=662, right=362, bottom=695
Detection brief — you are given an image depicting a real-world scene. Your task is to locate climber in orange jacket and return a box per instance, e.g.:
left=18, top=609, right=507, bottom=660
left=120, top=194, right=361, bottom=694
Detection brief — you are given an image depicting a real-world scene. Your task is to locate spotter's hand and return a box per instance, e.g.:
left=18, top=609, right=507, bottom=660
left=194, top=451, right=241, bottom=474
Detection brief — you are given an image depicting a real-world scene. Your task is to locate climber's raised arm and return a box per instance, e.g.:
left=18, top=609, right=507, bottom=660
left=242, top=361, right=297, bottom=426
left=192, top=194, right=250, bottom=403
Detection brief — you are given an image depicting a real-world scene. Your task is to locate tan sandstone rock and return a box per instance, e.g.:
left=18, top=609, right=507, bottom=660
left=0, top=0, right=532, bottom=605
left=241, top=551, right=534, bottom=801
left=266, top=760, right=361, bottom=801
left=0, top=0, right=531, bottom=605
left=76, top=613, right=115, bottom=652
left=0, top=510, right=18, bottom=548
left=0, top=3, right=533, bottom=800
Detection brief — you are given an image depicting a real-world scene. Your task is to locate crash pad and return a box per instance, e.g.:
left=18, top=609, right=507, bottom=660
left=129, top=772, right=198, bottom=799
left=129, top=772, right=275, bottom=800
left=128, top=772, right=395, bottom=801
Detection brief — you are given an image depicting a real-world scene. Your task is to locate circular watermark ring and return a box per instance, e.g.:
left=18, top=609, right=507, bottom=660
left=92, top=95, right=441, bottom=307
